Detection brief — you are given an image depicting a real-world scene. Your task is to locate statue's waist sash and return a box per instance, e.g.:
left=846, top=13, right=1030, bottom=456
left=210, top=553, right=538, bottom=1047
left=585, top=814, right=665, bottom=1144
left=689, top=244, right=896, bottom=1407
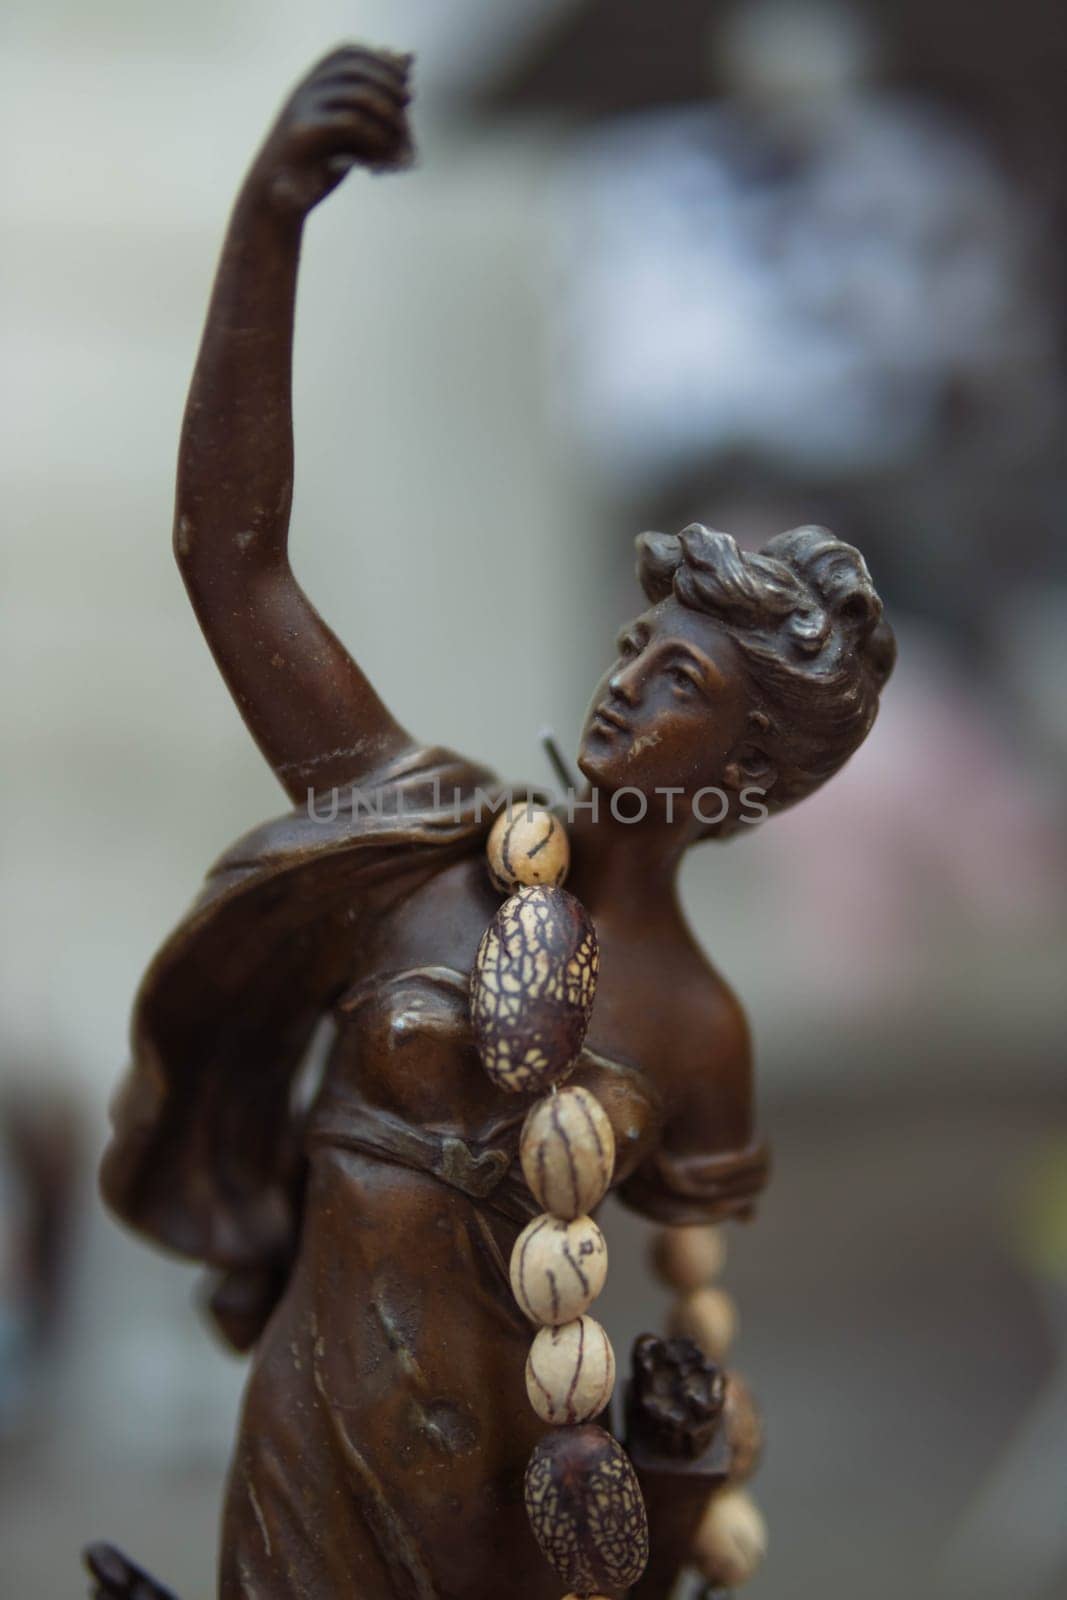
left=307, top=1094, right=538, bottom=1226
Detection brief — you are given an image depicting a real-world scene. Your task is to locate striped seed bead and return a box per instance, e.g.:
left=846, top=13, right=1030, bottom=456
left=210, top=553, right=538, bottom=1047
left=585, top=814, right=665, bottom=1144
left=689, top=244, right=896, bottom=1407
left=510, top=1213, right=608, bottom=1326
left=667, top=1286, right=738, bottom=1362
left=525, top=1315, right=616, bottom=1425
left=651, top=1224, right=726, bottom=1291
left=691, top=1487, right=767, bottom=1587
left=487, top=806, right=570, bottom=894
left=521, top=1087, right=615, bottom=1220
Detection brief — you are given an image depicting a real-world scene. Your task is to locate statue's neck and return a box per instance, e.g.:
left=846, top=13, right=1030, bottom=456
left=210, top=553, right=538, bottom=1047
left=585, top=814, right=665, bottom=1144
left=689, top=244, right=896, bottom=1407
left=566, top=790, right=686, bottom=924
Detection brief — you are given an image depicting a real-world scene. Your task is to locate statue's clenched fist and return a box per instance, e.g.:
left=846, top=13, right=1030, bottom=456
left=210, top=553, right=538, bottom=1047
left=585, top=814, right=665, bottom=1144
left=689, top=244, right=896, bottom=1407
left=252, top=45, right=413, bottom=217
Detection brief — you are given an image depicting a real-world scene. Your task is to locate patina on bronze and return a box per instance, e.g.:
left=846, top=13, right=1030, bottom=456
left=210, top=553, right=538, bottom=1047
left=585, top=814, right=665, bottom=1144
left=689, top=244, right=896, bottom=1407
left=87, top=43, right=895, bottom=1600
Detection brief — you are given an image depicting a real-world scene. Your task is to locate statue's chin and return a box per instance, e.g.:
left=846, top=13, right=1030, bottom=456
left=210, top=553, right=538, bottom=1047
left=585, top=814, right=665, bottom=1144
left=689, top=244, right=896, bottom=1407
left=575, top=741, right=621, bottom=793
left=575, top=743, right=604, bottom=787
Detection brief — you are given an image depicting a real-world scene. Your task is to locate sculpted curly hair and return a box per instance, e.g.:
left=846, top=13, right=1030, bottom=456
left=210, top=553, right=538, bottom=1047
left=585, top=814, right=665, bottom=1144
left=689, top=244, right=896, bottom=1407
left=636, top=523, right=895, bottom=819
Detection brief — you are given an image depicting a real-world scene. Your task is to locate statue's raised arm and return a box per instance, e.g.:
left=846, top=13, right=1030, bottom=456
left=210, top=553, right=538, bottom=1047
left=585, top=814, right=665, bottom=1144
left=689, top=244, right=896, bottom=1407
left=174, top=46, right=415, bottom=801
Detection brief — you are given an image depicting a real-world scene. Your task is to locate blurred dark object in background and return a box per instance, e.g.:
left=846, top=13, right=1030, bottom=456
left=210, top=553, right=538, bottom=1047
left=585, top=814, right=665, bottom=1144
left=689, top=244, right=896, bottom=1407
left=471, top=0, right=1067, bottom=155
left=474, top=0, right=1067, bottom=650
left=0, top=1089, right=82, bottom=1440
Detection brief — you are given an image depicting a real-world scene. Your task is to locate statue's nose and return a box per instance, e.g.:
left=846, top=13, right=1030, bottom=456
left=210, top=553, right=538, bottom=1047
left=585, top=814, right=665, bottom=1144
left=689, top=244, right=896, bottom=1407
left=608, top=660, right=643, bottom=706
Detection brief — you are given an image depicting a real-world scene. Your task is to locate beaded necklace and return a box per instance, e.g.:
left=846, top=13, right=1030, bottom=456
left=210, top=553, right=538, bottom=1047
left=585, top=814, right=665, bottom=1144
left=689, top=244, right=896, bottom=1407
left=470, top=803, right=648, bottom=1598
left=470, top=802, right=768, bottom=1598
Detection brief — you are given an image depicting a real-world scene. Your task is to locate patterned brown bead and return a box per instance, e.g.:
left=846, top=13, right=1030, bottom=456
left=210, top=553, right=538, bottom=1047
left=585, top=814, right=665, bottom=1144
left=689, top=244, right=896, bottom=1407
left=691, top=1487, right=767, bottom=1587
left=487, top=806, right=570, bottom=893
left=525, top=1315, right=616, bottom=1425
left=524, top=1424, right=649, bottom=1594
left=470, top=886, right=599, bottom=1094
left=510, top=1213, right=608, bottom=1326
left=521, top=1087, right=615, bottom=1220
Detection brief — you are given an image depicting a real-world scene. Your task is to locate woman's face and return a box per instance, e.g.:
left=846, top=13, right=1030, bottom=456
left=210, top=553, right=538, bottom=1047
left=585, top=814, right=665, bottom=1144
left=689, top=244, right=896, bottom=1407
left=577, top=598, right=753, bottom=810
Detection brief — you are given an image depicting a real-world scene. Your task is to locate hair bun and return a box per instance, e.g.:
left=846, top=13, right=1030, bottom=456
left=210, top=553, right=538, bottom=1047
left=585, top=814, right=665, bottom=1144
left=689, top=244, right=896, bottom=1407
left=633, top=517, right=894, bottom=822
left=633, top=530, right=683, bottom=603
left=833, top=586, right=880, bottom=632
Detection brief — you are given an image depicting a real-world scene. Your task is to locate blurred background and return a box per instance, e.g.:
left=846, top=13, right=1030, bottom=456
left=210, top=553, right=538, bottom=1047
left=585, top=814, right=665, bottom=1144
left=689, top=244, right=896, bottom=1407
left=2, top=1, right=1065, bottom=1595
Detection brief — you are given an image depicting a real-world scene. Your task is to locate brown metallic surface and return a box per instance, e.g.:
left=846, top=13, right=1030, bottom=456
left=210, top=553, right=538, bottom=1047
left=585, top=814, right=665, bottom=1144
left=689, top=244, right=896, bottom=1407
left=93, top=44, right=894, bottom=1600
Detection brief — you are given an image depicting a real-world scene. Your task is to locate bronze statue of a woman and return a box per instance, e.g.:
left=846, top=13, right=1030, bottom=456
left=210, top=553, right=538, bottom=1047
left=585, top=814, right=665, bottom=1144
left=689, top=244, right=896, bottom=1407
left=91, top=44, right=895, bottom=1600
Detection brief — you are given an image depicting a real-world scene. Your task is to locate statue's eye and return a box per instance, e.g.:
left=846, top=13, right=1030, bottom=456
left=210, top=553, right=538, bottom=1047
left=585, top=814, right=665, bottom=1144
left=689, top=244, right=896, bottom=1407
left=668, top=665, right=698, bottom=693
left=616, top=633, right=640, bottom=659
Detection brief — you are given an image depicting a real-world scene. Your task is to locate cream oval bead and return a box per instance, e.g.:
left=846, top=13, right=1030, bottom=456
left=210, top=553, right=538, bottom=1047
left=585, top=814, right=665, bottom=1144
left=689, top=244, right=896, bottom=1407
left=691, top=1487, right=767, bottom=1587
left=667, top=1285, right=738, bottom=1362
left=722, top=1370, right=763, bottom=1483
left=525, top=1315, right=616, bottom=1425
left=521, top=1087, right=615, bottom=1220
left=487, top=806, right=570, bottom=894
left=510, top=1213, right=608, bottom=1326
left=650, top=1224, right=726, bottom=1291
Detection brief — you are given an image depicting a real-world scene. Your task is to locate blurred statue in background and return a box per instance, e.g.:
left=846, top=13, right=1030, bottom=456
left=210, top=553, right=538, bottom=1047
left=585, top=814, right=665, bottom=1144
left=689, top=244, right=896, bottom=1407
left=87, top=44, right=893, bottom=1600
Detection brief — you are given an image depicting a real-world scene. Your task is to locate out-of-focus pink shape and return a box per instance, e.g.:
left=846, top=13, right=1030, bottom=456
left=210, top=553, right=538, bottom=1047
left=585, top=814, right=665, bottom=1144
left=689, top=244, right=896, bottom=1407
left=757, top=624, right=1064, bottom=1008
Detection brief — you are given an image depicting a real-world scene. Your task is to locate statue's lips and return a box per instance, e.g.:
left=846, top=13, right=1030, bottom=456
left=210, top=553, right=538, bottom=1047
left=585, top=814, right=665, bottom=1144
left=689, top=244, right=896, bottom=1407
left=589, top=705, right=630, bottom=737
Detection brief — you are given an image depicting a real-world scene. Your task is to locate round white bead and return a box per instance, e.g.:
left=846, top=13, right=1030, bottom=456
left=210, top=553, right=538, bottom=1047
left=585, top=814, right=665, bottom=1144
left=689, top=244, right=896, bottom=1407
left=650, top=1224, right=726, bottom=1290
left=487, top=806, right=570, bottom=893
left=525, top=1315, right=616, bottom=1425
left=667, top=1286, right=739, bottom=1362
left=521, top=1087, right=615, bottom=1220
left=510, top=1213, right=608, bottom=1326
left=691, top=1487, right=767, bottom=1586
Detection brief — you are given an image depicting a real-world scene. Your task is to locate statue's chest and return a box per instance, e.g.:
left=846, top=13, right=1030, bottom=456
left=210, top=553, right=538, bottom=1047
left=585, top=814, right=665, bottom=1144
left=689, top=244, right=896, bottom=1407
left=362, top=856, right=697, bottom=1111
left=346, top=859, right=675, bottom=1159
